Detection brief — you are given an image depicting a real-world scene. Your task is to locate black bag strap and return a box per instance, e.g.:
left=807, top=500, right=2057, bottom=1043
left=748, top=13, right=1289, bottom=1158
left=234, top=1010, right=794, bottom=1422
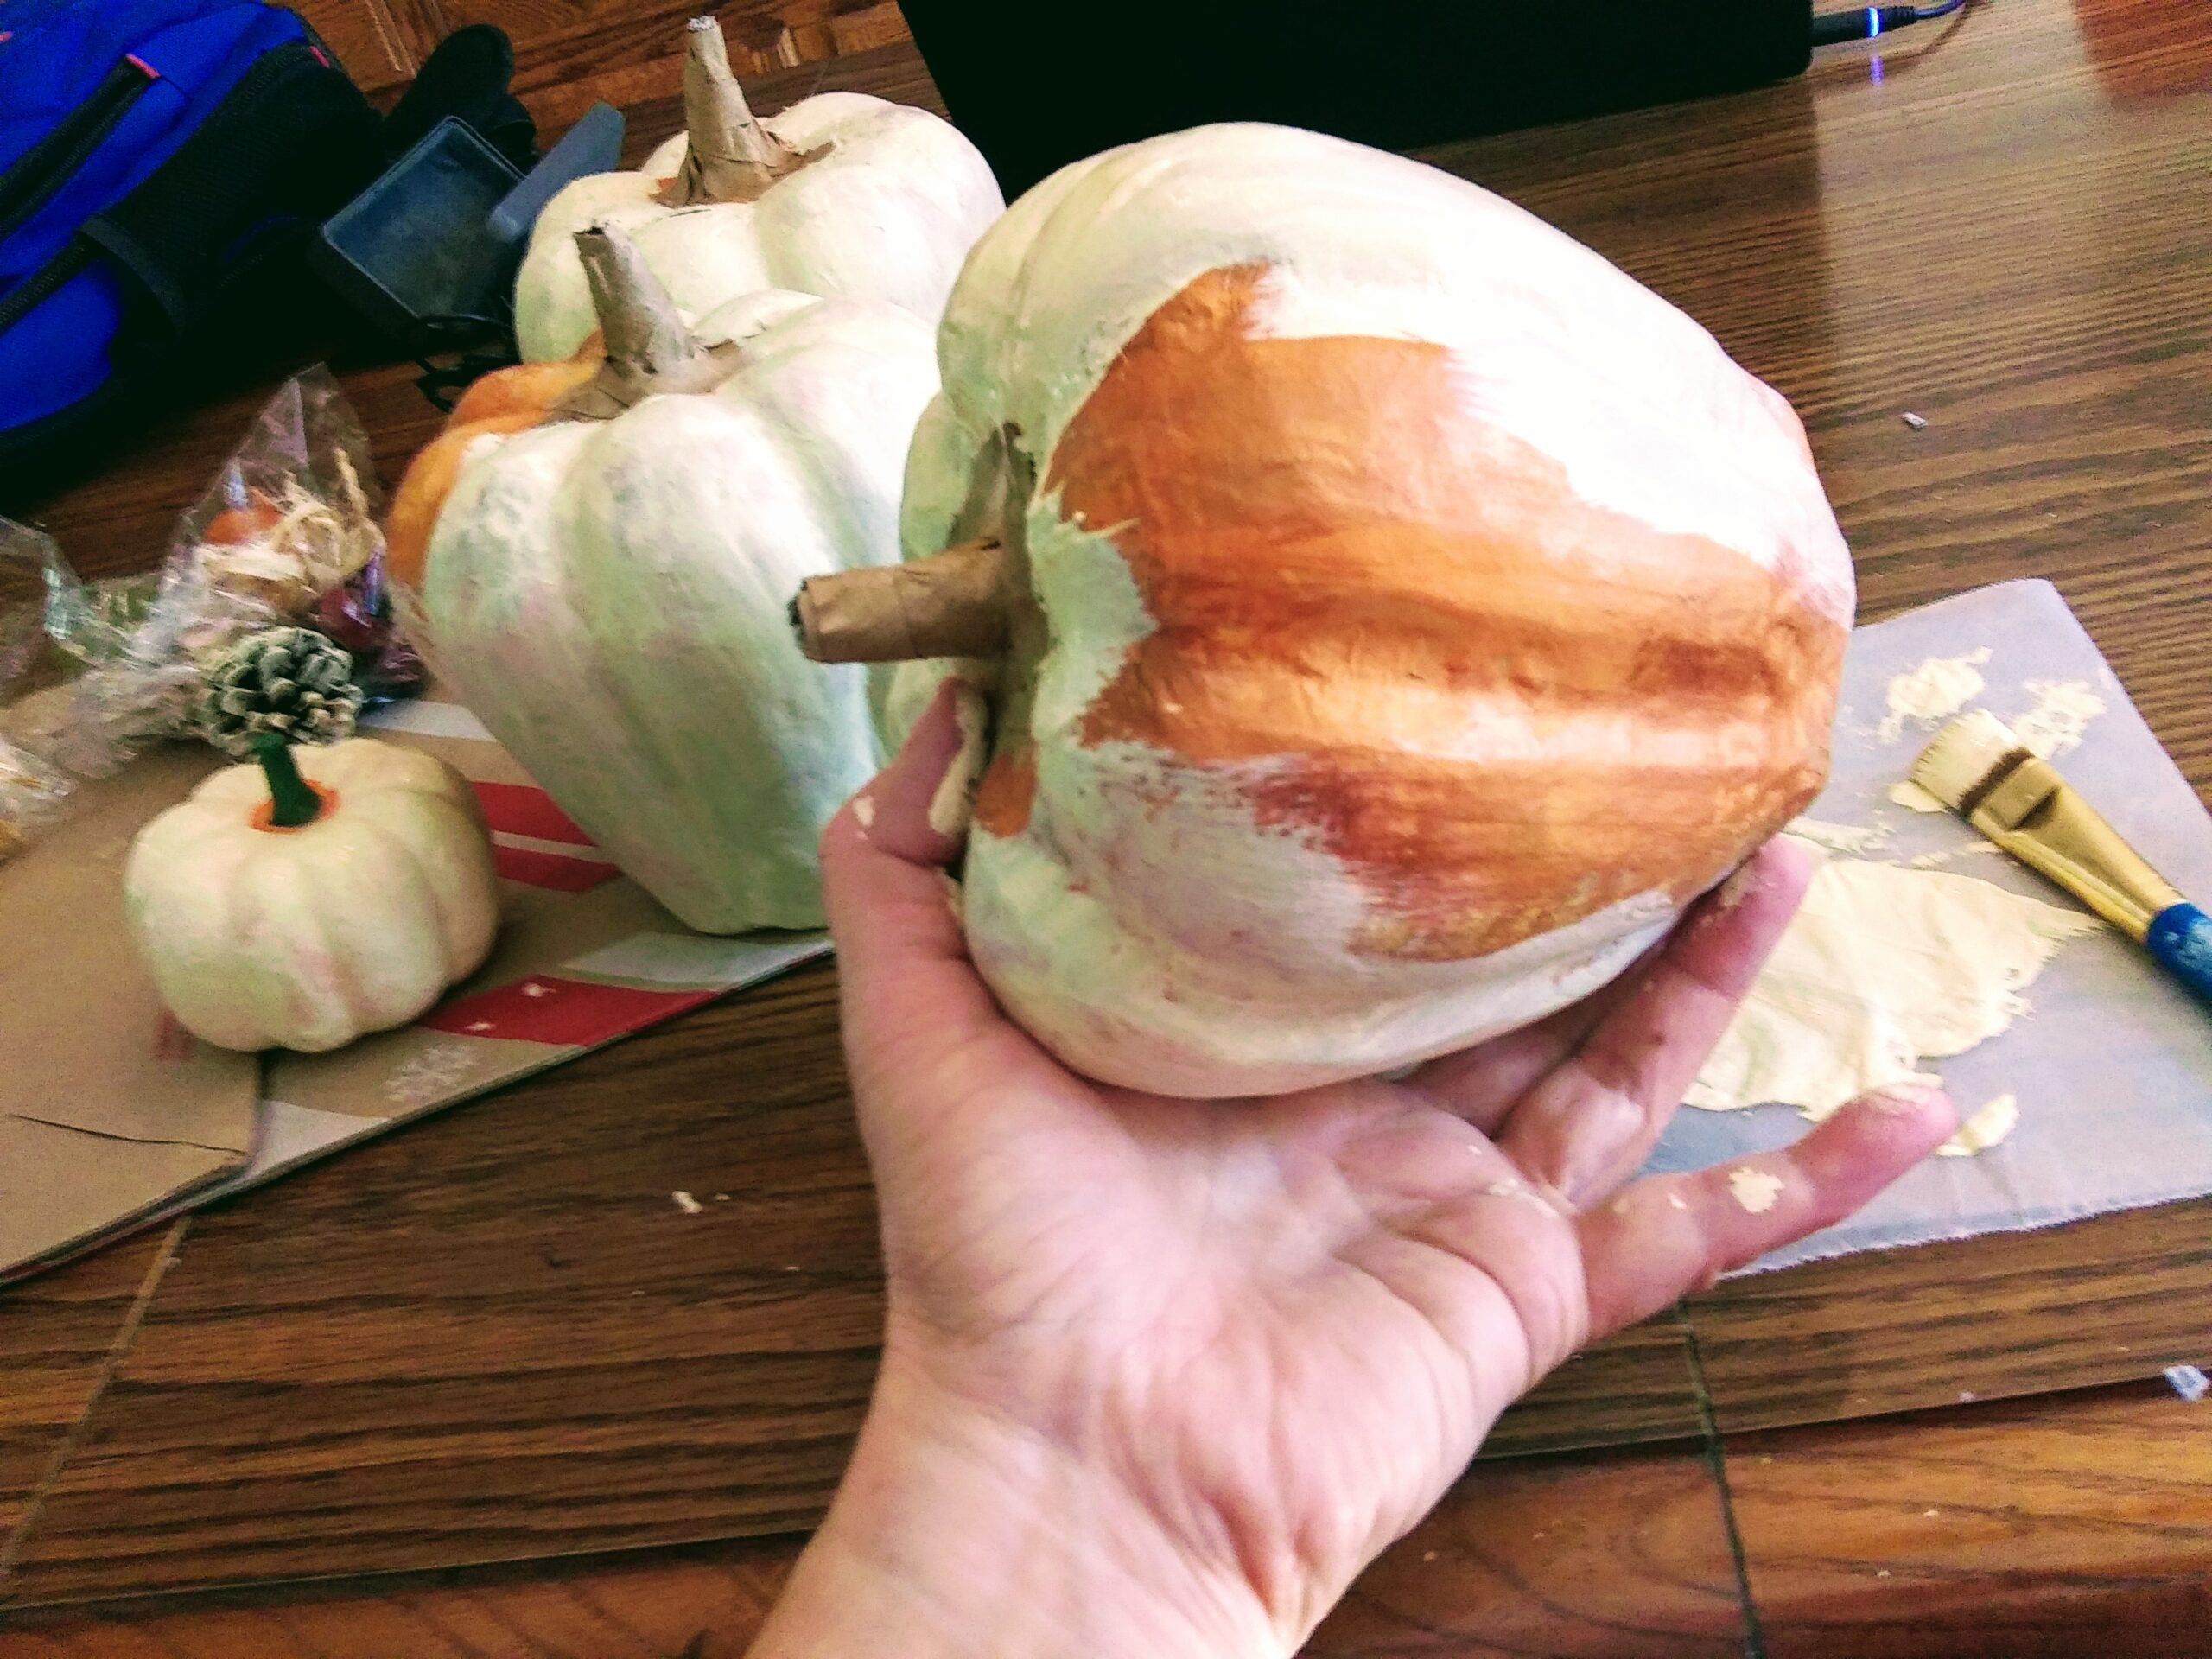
left=80, top=38, right=382, bottom=340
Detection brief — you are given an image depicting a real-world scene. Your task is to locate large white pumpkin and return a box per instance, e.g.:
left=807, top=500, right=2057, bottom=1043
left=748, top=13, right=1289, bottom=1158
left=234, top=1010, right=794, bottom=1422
left=513, top=16, right=1002, bottom=363
left=805, top=124, right=1855, bottom=1097
left=418, top=229, right=939, bottom=932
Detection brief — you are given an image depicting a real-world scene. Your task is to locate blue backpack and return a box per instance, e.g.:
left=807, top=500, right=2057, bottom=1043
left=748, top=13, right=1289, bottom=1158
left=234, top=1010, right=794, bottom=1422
left=0, top=1, right=383, bottom=495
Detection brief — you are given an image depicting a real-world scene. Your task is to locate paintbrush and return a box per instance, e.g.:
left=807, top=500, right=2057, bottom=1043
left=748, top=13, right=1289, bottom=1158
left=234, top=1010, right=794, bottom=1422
left=1911, top=709, right=2212, bottom=1002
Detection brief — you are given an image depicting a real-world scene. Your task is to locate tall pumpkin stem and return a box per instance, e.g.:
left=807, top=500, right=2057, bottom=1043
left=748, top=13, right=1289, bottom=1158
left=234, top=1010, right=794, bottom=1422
left=253, top=734, right=323, bottom=829
left=553, top=226, right=735, bottom=418
left=579, top=226, right=701, bottom=378
left=660, top=16, right=810, bottom=207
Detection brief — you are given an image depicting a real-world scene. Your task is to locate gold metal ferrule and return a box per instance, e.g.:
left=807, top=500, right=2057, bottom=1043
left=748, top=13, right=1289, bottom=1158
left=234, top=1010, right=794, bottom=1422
left=1964, top=752, right=2182, bottom=940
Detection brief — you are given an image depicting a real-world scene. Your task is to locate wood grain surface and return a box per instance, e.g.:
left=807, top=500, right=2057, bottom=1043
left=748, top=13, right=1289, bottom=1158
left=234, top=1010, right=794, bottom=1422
left=1728, top=1381, right=2212, bottom=1658
left=293, top=0, right=920, bottom=123
left=0, top=963, right=1700, bottom=1605
left=0, top=1446, right=1751, bottom=1659
left=290, top=1, right=917, bottom=112
left=2, top=0, right=2209, bottom=1644
left=0, top=1233, right=178, bottom=1543
left=1689, top=1196, right=2212, bottom=1435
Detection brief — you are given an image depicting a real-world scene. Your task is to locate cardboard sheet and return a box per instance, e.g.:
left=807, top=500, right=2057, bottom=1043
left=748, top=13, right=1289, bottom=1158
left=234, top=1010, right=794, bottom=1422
left=0, top=693, right=828, bottom=1283
left=1649, top=581, right=2212, bottom=1272
left=8, top=582, right=2203, bottom=1285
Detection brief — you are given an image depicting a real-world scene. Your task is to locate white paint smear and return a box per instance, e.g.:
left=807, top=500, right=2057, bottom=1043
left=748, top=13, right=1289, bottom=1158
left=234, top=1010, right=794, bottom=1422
left=1936, top=1093, right=2020, bottom=1157
left=1906, top=841, right=2005, bottom=870
left=1889, top=779, right=1949, bottom=815
left=2014, top=679, right=2106, bottom=759
left=1788, top=817, right=1891, bottom=856
left=1688, top=846, right=2101, bottom=1122
left=1878, top=648, right=1991, bottom=743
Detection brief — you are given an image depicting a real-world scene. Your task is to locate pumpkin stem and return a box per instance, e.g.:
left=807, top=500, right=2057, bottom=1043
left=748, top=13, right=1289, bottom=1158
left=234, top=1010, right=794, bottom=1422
left=552, top=226, right=737, bottom=419
left=254, top=733, right=322, bottom=829
left=658, top=16, right=812, bottom=207
left=792, top=538, right=1015, bottom=663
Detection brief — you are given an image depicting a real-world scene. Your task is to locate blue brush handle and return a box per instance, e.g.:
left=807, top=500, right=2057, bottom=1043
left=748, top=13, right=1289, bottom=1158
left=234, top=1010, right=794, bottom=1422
left=2147, top=904, right=2212, bottom=1003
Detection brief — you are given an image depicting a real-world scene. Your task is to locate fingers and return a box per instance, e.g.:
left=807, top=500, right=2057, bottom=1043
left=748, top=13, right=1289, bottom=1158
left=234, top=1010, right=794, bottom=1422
left=1578, top=1084, right=1959, bottom=1338
left=820, top=679, right=1006, bottom=1093
left=1405, top=937, right=1667, bottom=1134
left=846, top=677, right=986, bottom=868
left=1498, top=837, right=1816, bottom=1208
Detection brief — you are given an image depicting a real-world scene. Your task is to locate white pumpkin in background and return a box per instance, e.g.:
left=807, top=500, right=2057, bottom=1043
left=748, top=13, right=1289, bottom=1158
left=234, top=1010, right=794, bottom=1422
left=403, top=226, right=939, bottom=932
left=125, top=737, right=498, bottom=1052
left=512, top=15, right=1002, bottom=363
left=798, top=123, right=1856, bottom=1098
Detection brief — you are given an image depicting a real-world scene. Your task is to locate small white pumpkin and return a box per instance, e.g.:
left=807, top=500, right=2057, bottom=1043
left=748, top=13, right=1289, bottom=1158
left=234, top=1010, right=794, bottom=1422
left=512, top=16, right=1002, bottom=363
left=414, top=228, right=940, bottom=933
left=124, top=737, right=499, bottom=1053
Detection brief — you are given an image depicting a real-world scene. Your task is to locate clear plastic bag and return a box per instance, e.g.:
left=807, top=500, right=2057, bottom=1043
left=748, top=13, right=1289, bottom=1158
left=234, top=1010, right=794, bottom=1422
left=0, top=367, right=424, bottom=858
left=0, top=519, right=87, bottom=858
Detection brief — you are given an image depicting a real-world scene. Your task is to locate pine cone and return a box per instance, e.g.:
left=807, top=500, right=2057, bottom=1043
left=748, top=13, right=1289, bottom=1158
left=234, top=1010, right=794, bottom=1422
left=201, top=626, right=364, bottom=758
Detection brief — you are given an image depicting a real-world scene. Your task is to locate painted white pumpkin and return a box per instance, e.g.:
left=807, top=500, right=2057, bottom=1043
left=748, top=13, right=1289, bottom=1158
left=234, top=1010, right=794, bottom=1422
left=807, top=124, right=1855, bottom=1098
left=124, top=738, right=499, bottom=1053
left=418, top=229, right=940, bottom=933
left=513, top=16, right=1002, bottom=364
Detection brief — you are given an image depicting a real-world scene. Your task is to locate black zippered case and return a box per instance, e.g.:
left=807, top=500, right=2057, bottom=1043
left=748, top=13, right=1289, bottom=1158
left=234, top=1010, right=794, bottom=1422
left=0, top=4, right=383, bottom=509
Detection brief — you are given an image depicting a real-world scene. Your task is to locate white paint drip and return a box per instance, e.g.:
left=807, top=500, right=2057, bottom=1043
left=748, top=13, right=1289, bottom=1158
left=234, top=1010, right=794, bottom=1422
left=1936, top=1093, right=2019, bottom=1157
left=1878, top=649, right=1991, bottom=743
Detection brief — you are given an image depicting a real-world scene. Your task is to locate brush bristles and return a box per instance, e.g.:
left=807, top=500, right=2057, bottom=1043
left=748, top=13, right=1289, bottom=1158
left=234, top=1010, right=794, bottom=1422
left=1910, top=709, right=2031, bottom=812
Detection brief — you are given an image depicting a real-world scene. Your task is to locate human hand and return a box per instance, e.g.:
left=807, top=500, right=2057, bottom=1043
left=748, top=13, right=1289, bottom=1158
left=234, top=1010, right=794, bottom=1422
left=748, top=683, right=1956, bottom=1659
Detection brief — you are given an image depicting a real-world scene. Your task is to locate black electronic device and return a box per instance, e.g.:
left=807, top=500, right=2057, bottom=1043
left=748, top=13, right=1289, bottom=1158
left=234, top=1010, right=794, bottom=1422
left=899, top=0, right=1819, bottom=198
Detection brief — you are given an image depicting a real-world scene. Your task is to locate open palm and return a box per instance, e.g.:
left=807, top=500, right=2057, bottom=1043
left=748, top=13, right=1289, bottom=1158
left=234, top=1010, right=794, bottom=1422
left=818, top=685, right=1954, bottom=1649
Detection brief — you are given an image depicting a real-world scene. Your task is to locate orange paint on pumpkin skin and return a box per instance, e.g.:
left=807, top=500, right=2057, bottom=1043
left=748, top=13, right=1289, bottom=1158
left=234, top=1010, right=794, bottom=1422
left=972, top=741, right=1038, bottom=839
left=384, top=340, right=605, bottom=589
left=1044, top=264, right=1845, bottom=961
left=384, top=411, right=544, bottom=589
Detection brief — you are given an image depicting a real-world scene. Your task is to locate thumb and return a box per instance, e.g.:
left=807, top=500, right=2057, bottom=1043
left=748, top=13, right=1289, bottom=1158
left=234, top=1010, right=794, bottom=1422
left=819, top=677, right=1005, bottom=1095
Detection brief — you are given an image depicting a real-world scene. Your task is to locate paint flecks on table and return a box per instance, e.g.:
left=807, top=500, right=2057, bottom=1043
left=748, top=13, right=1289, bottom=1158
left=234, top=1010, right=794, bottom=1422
left=1877, top=648, right=1991, bottom=743
left=2014, top=679, right=2106, bottom=759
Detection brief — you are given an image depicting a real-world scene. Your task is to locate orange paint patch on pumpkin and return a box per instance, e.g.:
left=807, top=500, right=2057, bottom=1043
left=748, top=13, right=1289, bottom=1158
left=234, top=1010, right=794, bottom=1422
left=448, top=353, right=599, bottom=427
left=1046, top=264, right=1844, bottom=961
left=384, top=410, right=543, bottom=591
left=972, top=741, right=1039, bottom=840
left=385, top=346, right=604, bottom=591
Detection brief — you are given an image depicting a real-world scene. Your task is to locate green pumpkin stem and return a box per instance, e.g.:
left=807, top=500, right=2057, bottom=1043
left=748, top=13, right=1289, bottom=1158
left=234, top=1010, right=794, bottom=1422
left=254, top=734, right=322, bottom=829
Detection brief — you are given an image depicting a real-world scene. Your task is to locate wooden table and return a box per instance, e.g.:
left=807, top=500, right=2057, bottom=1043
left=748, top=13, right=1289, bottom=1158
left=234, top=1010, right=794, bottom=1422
left=5, top=2, right=2210, bottom=1653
